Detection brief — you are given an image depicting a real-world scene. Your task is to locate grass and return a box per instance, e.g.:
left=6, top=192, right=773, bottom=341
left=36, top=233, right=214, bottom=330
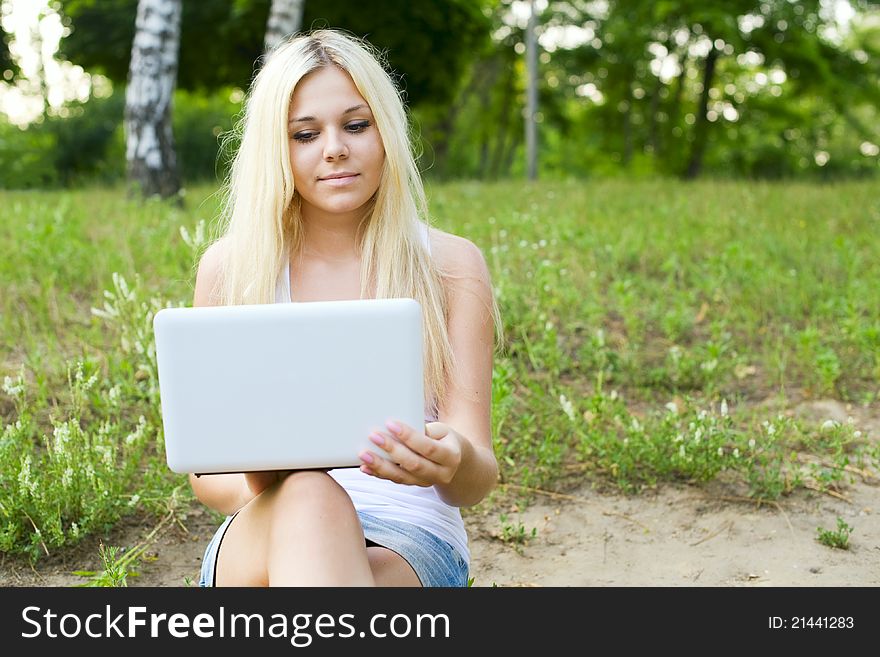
left=816, top=517, right=853, bottom=550
left=1, top=178, right=879, bottom=561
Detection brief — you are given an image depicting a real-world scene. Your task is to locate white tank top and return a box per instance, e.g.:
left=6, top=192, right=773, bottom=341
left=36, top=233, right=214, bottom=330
left=274, top=222, right=469, bottom=564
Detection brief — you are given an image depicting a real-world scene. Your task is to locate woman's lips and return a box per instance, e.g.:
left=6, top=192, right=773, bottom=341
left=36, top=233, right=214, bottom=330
left=319, top=173, right=359, bottom=186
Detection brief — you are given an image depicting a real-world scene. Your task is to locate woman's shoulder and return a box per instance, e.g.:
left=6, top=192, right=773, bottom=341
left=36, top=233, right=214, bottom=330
left=193, top=237, right=229, bottom=306
left=425, top=227, right=490, bottom=283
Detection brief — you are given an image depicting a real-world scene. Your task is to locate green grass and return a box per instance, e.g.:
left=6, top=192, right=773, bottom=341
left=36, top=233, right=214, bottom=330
left=1, top=178, right=879, bottom=560
left=816, top=517, right=853, bottom=550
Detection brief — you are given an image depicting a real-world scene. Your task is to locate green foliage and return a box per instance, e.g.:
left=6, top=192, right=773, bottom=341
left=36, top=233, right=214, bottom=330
left=0, top=361, right=153, bottom=560
left=497, top=513, right=537, bottom=548
left=0, top=87, right=244, bottom=189
left=415, top=0, right=880, bottom=180
left=173, top=88, right=243, bottom=183
left=73, top=542, right=133, bottom=587
left=816, top=517, right=853, bottom=550
left=0, top=119, right=59, bottom=188
left=56, top=0, right=491, bottom=107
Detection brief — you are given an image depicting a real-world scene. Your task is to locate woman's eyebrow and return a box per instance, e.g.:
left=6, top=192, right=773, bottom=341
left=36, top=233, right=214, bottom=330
left=288, top=104, right=370, bottom=124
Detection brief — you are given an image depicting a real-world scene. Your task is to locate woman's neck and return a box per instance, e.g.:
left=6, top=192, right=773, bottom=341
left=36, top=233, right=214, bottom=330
left=299, top=212, right=363, bottom=260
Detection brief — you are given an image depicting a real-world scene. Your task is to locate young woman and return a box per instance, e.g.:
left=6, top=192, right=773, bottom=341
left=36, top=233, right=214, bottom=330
left=190, top=30, right=498, bottom=587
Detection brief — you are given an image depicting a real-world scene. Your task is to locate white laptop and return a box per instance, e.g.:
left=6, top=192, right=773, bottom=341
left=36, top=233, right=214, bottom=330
left=152, top=298, right=425, bottom=474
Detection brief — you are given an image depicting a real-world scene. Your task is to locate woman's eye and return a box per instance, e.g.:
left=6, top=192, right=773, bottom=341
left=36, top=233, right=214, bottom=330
left=292, top=132, right=317, bottom=143
left=346, top=120, right=371, bottom=133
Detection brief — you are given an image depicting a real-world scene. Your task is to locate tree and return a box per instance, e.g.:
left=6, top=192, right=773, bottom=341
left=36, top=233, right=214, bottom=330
left=525, top=0, right=538, bottom=180
left=124, top=0, right=181, bottom=198
left=265, top=0, right=305, bottom=52
left=538, top=0, right=880, bottom=178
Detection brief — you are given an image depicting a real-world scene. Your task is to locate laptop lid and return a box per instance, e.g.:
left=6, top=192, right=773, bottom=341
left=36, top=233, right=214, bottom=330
left=153, top=298, right=425, bottom=474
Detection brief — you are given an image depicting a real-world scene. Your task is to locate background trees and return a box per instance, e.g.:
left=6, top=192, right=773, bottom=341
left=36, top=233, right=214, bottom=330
left=1, top=0, right=877, bottom=189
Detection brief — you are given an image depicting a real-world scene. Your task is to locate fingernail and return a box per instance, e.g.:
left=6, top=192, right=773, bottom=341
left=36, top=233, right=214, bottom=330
left=386, top=421, right=402, bottom=435
left=360, top=451, right=374, bottom=464
left=369, top=433, right=384, bottom=447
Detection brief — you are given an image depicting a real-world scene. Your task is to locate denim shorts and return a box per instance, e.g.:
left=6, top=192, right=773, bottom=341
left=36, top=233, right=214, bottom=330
left=198, top=510, right=469, bottom=588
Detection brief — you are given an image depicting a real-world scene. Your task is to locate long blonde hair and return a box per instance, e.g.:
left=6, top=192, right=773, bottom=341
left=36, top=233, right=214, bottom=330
left=213, top=29, right=454, bottom=406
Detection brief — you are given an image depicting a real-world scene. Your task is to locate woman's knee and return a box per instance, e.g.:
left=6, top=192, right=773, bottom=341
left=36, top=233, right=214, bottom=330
left=269, top=470, right=355, bottom=517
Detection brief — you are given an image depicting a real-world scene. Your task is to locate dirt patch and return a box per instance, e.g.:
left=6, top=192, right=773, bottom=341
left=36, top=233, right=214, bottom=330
left=467, top=479, right=879, bottom=586
left=1, top=478, right=876, bottom=588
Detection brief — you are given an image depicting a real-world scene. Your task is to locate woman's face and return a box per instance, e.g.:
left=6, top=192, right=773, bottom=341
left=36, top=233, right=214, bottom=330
left=287, top=66, right=385, bottom=222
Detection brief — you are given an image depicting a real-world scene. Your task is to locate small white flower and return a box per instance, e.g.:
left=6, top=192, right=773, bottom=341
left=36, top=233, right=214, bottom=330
left=700, top=359, right=718, bottom=372
left=720, top=399, right=728, bottom=417
left=748, top=438, right=756, bottom=449
left=559, top=395, right=576, bottom=422
left=821, top=419, right=837, bottom=432
left=733, top=448, right=740, bottom=458
left=853, top=430, right=862, bottom=439
left=665, top=402, right=678, bottom=414
left=717, top=447, right=724, bottom=457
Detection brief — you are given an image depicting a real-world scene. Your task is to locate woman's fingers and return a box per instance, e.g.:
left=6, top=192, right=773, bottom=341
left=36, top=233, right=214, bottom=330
left=383, top=420, right=446, bottom=461
left=359, top=420, right=460, bottom=485
left=359, top=447, right=436, bottom=486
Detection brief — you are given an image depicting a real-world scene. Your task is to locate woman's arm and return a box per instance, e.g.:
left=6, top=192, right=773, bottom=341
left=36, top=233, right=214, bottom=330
left=358, top=233, right=499, bottom=507
left=189, top=471, right=282, bottom=516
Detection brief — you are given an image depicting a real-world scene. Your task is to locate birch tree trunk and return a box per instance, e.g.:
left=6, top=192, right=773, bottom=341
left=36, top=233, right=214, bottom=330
left=124, top=0, right=181, bottom=199
left=264, top=0, right=305, bottom=52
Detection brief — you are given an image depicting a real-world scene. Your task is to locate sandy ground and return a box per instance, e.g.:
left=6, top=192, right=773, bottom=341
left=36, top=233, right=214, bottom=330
left=1, top=479, right=877, bottom=588
left=1, top=399, right=878, bottom=588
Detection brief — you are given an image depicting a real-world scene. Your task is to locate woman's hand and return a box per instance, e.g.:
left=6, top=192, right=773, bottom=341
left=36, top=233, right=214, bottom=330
left=358, top=420, right=463, bottom=487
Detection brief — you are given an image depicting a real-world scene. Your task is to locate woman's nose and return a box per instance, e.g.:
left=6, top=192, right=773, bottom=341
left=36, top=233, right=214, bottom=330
left=323, top=130, right=349, bottom=160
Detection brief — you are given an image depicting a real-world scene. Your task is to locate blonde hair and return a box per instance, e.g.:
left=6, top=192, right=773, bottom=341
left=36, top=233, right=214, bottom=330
left=213, top=29, right=454, bottom=407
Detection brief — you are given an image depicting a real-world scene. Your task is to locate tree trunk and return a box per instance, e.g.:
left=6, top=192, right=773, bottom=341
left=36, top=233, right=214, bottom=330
left=489, top=60, right=517, bottom=179
left=124, top=0, right=182, bottom=199
left=684, top=46, right=719, bottom=180
left=264, top=0, right=305, bottom=52
left=525, top=0, right=538, bottom=180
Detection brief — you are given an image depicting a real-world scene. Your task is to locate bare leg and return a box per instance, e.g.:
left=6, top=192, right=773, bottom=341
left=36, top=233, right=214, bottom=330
left=216, top=470, right=375, bottom=586
left=368, top=546, right=421, bottom=586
